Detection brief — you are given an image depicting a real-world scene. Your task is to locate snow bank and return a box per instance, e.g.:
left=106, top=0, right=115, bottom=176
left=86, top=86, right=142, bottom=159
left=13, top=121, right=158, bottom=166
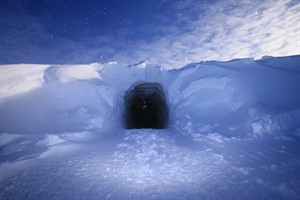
left=169, top=56, right=300, bottom=138
left=0, top=55, right=300, bottom=199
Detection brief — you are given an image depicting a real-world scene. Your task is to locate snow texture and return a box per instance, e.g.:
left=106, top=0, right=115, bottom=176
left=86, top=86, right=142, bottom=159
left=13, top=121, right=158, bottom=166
left=0, top=55, right=300, bottom=199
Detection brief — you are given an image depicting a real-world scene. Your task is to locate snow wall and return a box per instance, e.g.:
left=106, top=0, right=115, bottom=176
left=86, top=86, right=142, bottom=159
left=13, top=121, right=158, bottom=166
left=1, top=56, right=299, bottom=138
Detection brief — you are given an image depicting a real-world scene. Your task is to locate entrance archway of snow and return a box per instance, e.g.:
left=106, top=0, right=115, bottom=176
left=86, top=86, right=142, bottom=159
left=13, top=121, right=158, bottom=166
left=123, top=82, right=169, bottom=129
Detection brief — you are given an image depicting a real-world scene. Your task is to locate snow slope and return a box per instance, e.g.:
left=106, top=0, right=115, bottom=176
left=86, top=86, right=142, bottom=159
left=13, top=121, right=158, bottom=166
left=0, top=55, right=300, bottom=199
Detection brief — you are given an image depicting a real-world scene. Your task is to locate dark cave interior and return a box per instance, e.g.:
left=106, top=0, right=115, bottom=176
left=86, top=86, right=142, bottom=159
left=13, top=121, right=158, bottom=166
left=124, top=83, right=169, bottom=129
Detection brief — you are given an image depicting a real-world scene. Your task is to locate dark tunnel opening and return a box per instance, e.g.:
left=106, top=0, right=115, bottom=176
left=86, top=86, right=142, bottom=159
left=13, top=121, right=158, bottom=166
left=124, top=82, right=169, bottom=129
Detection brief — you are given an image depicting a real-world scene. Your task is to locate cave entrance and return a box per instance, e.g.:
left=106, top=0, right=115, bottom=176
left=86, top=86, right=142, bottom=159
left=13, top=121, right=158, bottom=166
left=124, top=82, right=169, bottom=129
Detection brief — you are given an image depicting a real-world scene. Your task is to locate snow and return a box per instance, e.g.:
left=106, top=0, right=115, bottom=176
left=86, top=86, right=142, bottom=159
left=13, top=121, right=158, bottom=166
left=1, top=55, right=300, bottom=199
left=36, top=134, right=66, bottom=147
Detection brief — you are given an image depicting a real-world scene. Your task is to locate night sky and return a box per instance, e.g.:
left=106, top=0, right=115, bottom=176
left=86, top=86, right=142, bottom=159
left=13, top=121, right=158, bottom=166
left=0, top=0, right=299, bottom=69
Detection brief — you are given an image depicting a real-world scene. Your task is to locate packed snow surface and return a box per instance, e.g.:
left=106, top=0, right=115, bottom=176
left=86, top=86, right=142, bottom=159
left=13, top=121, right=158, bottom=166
left=1, top=55, right=300, bottom=199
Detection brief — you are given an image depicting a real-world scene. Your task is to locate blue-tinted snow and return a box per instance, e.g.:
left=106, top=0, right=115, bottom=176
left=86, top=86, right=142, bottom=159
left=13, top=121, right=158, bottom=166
left=1, top=55, right=300, bottom=200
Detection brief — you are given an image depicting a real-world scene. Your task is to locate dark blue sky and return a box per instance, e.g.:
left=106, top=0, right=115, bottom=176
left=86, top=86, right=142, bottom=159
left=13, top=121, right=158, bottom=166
left=0, top=0, right=298, bottom=68
left=27, top=0, right=175, bottom=39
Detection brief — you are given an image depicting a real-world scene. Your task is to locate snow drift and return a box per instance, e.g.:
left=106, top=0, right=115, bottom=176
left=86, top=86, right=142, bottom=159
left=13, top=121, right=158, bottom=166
left=0, top=55, right=300, bottom=199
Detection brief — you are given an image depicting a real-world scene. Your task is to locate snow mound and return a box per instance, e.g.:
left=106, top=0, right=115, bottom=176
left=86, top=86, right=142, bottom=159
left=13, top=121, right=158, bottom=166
left=36, top=134, right=66, bottom=147
left=43, top=64, right=102, bottom=84
left=169, top=56, right=300, bottom=138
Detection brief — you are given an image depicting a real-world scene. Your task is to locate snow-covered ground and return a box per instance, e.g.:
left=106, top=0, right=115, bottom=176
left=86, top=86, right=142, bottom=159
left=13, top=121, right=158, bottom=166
left=1, top=55, right=300, bottom=200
